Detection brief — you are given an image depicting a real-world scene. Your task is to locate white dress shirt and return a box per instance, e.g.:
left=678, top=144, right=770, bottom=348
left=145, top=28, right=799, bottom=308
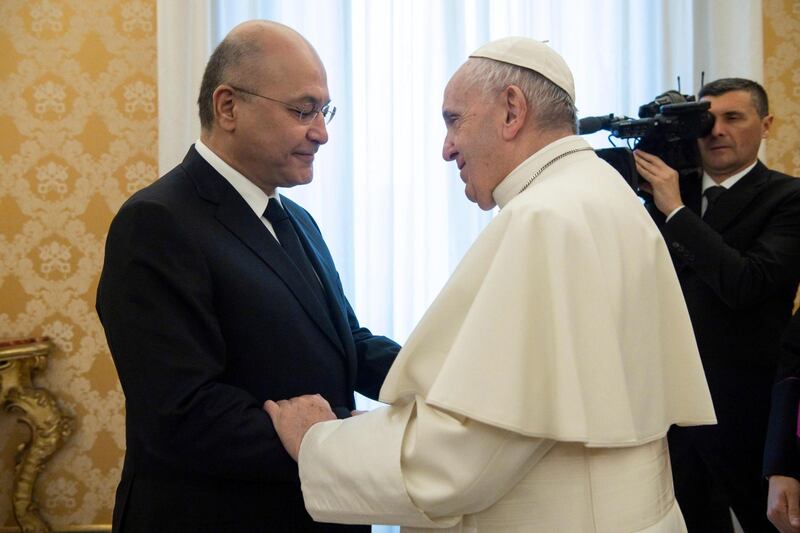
left=194, top=138, right=281, bottom=240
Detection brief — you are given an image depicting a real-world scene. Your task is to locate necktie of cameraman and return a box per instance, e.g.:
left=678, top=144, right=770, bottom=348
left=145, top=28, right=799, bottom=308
left=703, top=185, right=726, bottom=219
left=264, top=198, right=326, bottom=305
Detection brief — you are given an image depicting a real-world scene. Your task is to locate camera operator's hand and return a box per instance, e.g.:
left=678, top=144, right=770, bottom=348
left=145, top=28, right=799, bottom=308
left=634, top=149, right=684, bottom=216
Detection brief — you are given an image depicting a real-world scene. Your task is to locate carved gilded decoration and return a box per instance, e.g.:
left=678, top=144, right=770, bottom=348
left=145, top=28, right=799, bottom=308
left=1, top=338, right=73, bottom=533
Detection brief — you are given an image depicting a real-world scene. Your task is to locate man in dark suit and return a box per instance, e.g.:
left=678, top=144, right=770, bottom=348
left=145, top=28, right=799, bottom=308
left=765, top=310, right=800, bottom=532
left=634, top=78, right=800, bottom=532
left=96, top=20, right=400, bottom=533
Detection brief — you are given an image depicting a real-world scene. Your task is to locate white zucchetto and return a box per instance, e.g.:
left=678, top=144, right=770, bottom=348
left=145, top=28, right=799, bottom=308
left=469, top=36, right=576, bottom=102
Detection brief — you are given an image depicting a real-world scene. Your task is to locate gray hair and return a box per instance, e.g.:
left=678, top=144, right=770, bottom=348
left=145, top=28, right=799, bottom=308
left=197, top=34, right=262, bottom=130
left=698, top=77, right=769, bottom=118
left=459, top=57, right=577, bottom=134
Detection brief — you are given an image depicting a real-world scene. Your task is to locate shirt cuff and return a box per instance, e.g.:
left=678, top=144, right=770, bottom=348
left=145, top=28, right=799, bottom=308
left=665, top=205, right=684, bottom=222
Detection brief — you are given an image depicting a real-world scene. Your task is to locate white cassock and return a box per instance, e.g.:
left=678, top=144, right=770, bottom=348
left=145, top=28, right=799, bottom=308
left=298, top=136, right=717, bottom=532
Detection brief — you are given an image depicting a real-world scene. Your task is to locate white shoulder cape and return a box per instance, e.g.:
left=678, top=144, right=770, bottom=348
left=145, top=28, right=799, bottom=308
left=379, top=140, right=716, bottom=446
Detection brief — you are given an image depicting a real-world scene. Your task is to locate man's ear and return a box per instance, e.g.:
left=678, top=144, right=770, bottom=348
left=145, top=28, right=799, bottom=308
left=213, top=85, right=237, bottom=132
left=761, top=114, right=774, bottom=139
left=501, top=84, right=527, bottom=141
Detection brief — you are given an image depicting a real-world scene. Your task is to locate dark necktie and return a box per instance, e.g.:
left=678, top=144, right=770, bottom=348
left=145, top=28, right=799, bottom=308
left=264, top=198, right=325, bottom=303
left=703, top=185, right=726, bottom=219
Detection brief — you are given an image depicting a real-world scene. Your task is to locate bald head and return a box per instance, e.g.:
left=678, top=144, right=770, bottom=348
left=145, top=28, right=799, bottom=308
left=197, top=20, right=325, bottom=130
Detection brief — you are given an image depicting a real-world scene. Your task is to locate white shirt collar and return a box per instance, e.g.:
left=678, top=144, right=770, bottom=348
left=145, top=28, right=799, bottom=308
left=194, top=139, right=279, bottom=218
left=702, top=160, right=758, bottom=192
left=492, top=135, right=594, bottom=209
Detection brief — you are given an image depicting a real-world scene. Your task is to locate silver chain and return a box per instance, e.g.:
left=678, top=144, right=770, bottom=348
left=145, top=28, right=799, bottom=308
left=518, top=147, right=594, bottom=195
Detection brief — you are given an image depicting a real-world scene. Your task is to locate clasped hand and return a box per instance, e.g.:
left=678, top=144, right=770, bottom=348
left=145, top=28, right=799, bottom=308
left=264, top=394, right=336, bottom=461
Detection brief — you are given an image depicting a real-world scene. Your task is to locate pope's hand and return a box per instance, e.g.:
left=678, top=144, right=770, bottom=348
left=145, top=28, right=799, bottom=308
left=264, top=394, right=336, bottom=461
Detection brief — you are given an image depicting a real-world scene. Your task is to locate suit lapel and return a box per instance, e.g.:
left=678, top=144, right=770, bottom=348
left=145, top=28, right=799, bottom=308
left=681, top=172, right=703, bottom=216
left=703, top=162, right=769, bottom=231
left=283, top=200, right=356, bottom=373
left=184, top=148, right=345, bottom=355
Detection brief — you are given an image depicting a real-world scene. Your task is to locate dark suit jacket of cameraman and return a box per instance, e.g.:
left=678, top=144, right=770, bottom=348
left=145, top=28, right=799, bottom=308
left=646, top=160, right=800, bottom=530
left=649, top=161, right=800, bottom=368
left=97, top=147, right=400, bottom=533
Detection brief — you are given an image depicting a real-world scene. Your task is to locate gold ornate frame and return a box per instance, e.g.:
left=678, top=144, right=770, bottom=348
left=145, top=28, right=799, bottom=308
left=0, top=338, right=73, bottom=533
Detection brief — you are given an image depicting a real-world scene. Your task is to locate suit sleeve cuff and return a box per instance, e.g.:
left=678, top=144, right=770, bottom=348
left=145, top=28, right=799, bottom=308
left=764, top=378, right=800, bottom=478
left=665, top=205, right=685, bottom=222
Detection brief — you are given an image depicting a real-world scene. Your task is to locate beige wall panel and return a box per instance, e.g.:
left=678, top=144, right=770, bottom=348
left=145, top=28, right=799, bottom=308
left=0, top=0, right=156, bottom=529
left=764, top=0, right=800, bottom=175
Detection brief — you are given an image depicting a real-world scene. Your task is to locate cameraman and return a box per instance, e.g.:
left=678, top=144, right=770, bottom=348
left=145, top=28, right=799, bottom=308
left=634, top=77, right=800, bottom=532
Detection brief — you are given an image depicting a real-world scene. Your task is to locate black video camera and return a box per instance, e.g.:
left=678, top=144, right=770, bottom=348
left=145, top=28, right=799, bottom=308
left=578, top=90, right=715, bottom=192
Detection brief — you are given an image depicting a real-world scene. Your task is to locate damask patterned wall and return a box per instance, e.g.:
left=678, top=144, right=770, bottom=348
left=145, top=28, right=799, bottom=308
left=0, top=0, right=156, bottom=530
left=764, top=0, right=800, bottom=175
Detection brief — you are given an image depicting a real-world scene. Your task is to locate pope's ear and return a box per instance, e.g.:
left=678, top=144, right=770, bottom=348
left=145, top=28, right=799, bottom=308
left=502, top=84, right=527, bottom=141
left=213, top=85, right=237, bottom=132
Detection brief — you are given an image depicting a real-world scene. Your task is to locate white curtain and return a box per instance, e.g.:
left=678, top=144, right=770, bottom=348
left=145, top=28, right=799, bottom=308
left=156, top=3, right=761, bottom=527
left=157, top=0, right=214, bottom=175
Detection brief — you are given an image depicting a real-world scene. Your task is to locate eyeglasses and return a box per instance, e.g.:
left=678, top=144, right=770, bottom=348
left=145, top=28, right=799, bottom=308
left=229, top=85, right=336, bottom=125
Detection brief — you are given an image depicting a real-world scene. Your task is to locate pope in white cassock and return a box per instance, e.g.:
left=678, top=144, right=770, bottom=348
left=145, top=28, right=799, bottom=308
left=266, top=37, right=717, bottom=532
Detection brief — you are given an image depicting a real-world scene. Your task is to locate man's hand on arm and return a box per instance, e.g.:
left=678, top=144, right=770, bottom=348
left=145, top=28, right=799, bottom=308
left=264, top=394, right=337, bottom=461
left=768, top=475, right=800, bottom=532
left=634, top=149, right=684, bottom=216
